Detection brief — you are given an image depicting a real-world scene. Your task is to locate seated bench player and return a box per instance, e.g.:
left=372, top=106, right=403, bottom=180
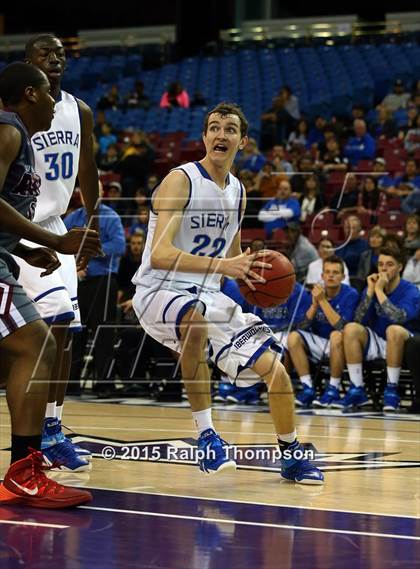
left=288, top=256, right=359, bottom=407
left=341, top=247, right=420, bottom=410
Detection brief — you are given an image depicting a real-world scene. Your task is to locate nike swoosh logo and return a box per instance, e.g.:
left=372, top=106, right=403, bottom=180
left=10, top=479, right=39, bottom=496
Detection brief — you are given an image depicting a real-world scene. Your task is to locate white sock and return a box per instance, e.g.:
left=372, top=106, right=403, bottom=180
left=387, top=367, right=401, bottom=385
left=56, top=405, right=64, bottom=421
left=300, top=375, right=312, bottom=388
left=192, top=408, right=214, bottom=436
left=347, top=364, right=364, bottom=387
left=277, top=429, right=297, bottom=444
left=330, top=377, right=341, bottom=389
left=45, top=401, right=56, bottom=419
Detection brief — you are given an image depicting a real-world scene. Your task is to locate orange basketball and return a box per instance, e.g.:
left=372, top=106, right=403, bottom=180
left=238, top=250, right=296, bottom=308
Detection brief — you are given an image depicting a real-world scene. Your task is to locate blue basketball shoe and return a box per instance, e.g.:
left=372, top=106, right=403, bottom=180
left=226, top=384, right=261, bottom=405
left=295, top=385, right=316, bottom=407
left=213, top=382, right=236, bottom=402
left=280, top=441, right=324, bottom=485
left=313, top=384, right=341, bottom=408
left=197, top=429, right=236, bottom=475
left=335, top=384, right=372, bottom=409
left=42, top=418, right=92, bottom=469
left=383, top=384, right=400, bottom=411
left=43, top=440, right=92, bottom=472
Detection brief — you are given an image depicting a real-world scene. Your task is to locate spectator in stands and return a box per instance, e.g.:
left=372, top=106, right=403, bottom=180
left=240, top=170, right=262, bottom=227
left=290, top=155, right=317, bottom=197
left=343, top=119, right=376, bottom=167
left=284, top=222, right=319, bottom=282
left=129, top=205, right=149, bottom=236
left=306, top=116, right=327, bottom=150
left=98, top=143, right=120, bottom=173
left=260, top=87, right=299, bottom=149
left=337, top=215, right=369, bottom=276
left=399, top=103, right=418, bottom=137
left=333, top=174, right=359, bottom=218
left=339, top=104, right=366, bottom=139
left=381, top=79, right=411, bottom=112
left=306, top=238, right=350, bottom=286
left=254, top=163, right=281, bottom=200
left=373, top=157, right=394, bottom=191
left=288, top=255, right=359, bottom=407
left=271, top=144, right=294, bottom=175
left=287, top=119, right=308, bottom=151
left=159, top=81, right=190, bottom=108
left=117, top=231, right=145, bottom=305
left=124, top=80, right=150, bottom=110
left=257, top=179, right=300, bottom=238
left=403, top=214, right=420, bottom=248
left=356, top=175, right=387, bottom=224
left=94, top=110, right=107, bottom=139
left=299, top=174, right=326, bottom=222
left=402, top=238, right=420, bottom=291
left=98, top=122, right=117, bottom=155
left=65, top=191, right=126, bottom=396
left=106, top=181, right=124, bottom=215
left=404, top=335, right=420, bottom=413
left=341, top=247, right=420, bottom=410
left=97, top=84, right=121, bottom=111
left=119, top=132, right=155, bottom=196
left=404, top=113, right=420, bottom=154
left=318, top=136, right=348, bottom=173
left=387, top=158, right=420, bottom=198
left=402, top=189, right=420, bottom=215
left=236, top=138, right=266, bottom=173
left=357, top=225, right=387, bottom=282
left=370, top=104, right=398, bottom=139
left=145, top=174, right=159, bottom=196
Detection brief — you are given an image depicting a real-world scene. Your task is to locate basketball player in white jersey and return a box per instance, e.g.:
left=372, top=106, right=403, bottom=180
left=132, top=103, right=324, bottom=484
left=13, top=34, right=100, bottom=471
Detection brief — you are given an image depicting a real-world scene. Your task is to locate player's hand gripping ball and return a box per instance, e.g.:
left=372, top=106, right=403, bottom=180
left=238, top=250, right=295, bottom=308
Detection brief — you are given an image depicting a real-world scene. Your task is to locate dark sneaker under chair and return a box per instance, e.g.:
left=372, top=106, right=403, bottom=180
left=382, top=384, right=401, bottom=411
left=197, top=429, right=236, bottom=475
left=0, top=449, right=92, bottom=508
left=335, top=384, right=373, bottom=409
left=313, top=384, right=341, bottom=408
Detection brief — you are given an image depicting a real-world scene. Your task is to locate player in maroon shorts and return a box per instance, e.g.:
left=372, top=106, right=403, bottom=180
left=0, top=62, right=101, bottom=507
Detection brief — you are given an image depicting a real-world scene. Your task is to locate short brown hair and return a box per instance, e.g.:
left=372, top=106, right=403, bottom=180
left=378, top=247, right=404, bottom=265
left=323, top=254, right=345, bottom=273
left=203, top=102, right=249, bottom=137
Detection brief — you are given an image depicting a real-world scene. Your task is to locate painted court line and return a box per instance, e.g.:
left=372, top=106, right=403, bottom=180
left=81, top=504, right=420, bottom=541
left=87, top=486, right=420, bottom=519
left=0, top=519, right=69, bottom=529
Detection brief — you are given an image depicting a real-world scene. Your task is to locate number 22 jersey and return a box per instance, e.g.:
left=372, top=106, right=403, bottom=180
left=133, top=161, right=244, bottom=292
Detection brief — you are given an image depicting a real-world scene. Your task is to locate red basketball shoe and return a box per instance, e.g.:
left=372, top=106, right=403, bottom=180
left=0, top=449, right=92, bottom=508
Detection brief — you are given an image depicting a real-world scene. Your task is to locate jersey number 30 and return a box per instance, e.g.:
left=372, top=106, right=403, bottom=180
left=44, top=152, right=74, bottom=180
left=190, top=235, right=226, bottom=257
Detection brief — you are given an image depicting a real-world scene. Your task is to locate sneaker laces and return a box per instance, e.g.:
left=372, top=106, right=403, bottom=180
left=27, top=448, right=65, bottom=495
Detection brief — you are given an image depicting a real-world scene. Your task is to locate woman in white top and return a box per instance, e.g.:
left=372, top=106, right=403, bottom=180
left=306, top=237, right=350, bottom=285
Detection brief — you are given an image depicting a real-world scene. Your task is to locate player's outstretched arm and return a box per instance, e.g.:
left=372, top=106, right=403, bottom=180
left=151, top=171, right=270, bottom=289
left=0, top=125, right=101, bottom=257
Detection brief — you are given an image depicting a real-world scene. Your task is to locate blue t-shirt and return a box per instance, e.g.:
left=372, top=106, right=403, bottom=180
left=337, top=238, right=369, bottom=276
left=311, top=284, right=359, bottom=338
left=260, top=197, right=301, bottom=236
left=393, top=175, right=420, bottom=191
left=359, top=279, right=420, bottom=339
left=255, top=283, right=311, bottom=331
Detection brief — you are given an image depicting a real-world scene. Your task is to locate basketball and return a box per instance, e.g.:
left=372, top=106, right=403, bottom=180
left=238, top=250, right=296, bottom=308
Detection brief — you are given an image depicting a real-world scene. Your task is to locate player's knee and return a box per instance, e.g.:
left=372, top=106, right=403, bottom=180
left=330, top=330, right=343, bottom=348
left=343, top=322, right=364, bottom=340
left=386, top=325, right=408, bottom=343
left=287, top=331, right=301, bottom=350
left=180, top=309, right=208, bottom=348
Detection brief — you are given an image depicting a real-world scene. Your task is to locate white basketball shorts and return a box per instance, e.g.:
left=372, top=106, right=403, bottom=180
left=13, top=215, right=81, bottom=330
left=295, top=330, right=331, bottom=362
left=133, top=284, right=283, bottom=384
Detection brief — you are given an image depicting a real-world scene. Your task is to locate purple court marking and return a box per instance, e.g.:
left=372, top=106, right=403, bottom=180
left=0, top=489, right=419, bottom=569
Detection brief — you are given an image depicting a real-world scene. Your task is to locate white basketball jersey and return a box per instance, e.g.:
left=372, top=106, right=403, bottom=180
left=133, top=161, right=244, bottom=292
left=31, top=90, right=81, bottom=222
